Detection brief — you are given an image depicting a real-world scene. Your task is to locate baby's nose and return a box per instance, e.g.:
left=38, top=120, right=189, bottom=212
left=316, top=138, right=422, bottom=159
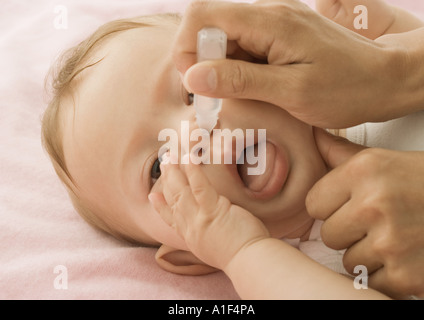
left=184, top=123, right=244, bottom=166
left=184, top=124, right=216, bottom=164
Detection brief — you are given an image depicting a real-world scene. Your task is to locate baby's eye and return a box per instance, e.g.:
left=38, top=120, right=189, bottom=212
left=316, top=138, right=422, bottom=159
left=150, top=158, right=161, bottom=185
left=187, top=92, right=194, bottom=105
left=181, top=84, right=194, bottom=106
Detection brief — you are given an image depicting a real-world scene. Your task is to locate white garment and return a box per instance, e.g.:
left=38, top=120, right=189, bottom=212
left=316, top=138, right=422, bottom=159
left=300, top=220, right=349, bottom=275
left=283, top=220, right=349, bottom=276
left=346, top=111, right=424, bottom=151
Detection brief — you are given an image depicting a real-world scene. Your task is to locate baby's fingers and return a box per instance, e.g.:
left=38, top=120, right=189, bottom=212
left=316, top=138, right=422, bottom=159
left=158, top=161, right=201, bottom=236
left=148, top=193, right=173, bottom=226
left=160, top=162, right=198, bottom=211
left=185, top=161, right=219, bottom=209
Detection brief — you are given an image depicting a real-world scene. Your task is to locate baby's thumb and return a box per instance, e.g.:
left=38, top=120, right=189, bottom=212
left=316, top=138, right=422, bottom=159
left=183, top=59, right=287, bottom=103
left=314, top=127, right=367, bottom=169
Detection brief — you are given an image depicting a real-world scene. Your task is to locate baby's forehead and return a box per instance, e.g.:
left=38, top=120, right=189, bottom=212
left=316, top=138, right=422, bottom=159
left=60, top=14, right=180, bottom=126
left=76, top=17, right=178, bottom=78
left=70, top=21, right=177, bottom=99
left=63, top=21, right=177, bottom=174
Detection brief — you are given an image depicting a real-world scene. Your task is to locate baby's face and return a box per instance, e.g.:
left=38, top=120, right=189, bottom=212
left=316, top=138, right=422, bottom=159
left=62, top=21, right=327, bottom=250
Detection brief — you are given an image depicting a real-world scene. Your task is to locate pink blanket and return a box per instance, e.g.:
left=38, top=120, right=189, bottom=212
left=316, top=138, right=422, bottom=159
left=1, top=0, right=423, bottom=300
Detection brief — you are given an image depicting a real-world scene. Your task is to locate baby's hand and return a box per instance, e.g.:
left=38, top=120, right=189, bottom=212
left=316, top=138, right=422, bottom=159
left=316, top=0, right=395, bottom=39
left=148, top=157, right=270, bottom=272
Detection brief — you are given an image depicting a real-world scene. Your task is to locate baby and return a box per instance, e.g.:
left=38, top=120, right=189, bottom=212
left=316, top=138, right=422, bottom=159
left=43, top=12, right=330, bottom=274
left=42, top=0, right=423, bottom=298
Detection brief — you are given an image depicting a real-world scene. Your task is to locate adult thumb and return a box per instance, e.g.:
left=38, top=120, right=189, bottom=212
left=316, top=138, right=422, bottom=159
left=183, top=59, right=290, bottom=103
left=313, top=127, right=367, bottom=169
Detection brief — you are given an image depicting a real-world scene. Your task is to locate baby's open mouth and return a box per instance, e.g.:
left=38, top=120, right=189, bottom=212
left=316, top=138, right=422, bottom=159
left=236, top=141, right=289, bottom=200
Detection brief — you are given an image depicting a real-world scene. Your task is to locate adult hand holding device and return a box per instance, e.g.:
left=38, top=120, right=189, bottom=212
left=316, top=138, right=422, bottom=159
left=173, top=0, right=424, bottom=129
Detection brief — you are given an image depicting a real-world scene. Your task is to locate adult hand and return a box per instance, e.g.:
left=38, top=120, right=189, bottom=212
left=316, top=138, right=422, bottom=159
left=306, top=128, right=424, bottom=298
left=173, top=0, right=414, bottom=129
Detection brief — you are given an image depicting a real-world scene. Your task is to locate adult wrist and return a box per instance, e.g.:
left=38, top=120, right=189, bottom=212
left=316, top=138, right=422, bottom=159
left=376, top=29, right=424, bottom=118
left=401, top=29, right=424, bottom=114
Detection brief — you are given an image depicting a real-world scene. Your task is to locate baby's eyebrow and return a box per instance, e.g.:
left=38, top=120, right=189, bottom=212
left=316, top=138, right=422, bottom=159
left=119, top=59, right=177, bottom=193
left=119, top=129, right=156, bottom=202
left=150, top=57, right=178, bottom=106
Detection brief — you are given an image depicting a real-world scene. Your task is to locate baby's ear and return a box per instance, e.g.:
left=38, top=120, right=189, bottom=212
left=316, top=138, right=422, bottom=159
left=155, top=245, right=218, bottom=275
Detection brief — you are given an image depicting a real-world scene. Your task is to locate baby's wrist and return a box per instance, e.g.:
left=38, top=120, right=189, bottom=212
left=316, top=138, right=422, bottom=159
left=223, top=237, right=272, bottom=276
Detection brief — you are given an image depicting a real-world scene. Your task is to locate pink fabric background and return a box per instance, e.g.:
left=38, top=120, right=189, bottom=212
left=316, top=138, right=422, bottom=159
left=1, top=0, right=423, bottom=300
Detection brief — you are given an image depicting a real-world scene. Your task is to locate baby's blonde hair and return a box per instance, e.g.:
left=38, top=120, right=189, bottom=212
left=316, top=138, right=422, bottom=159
left=41, top=13, right=181, bottom=243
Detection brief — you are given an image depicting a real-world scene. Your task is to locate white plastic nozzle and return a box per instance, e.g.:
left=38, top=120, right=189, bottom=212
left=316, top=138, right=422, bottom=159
left=194, top=28, right=227, bottom=133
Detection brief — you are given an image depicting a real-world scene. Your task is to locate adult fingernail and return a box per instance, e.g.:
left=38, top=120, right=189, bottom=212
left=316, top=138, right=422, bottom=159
left=184, top=64, right=217, bottom=93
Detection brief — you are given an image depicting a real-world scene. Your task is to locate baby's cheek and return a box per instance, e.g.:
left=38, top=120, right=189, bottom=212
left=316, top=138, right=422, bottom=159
left=202, top=165, right=242, bottom=201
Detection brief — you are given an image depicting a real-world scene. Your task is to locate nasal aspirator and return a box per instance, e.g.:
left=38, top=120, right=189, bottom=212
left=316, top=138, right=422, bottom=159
left=194, top=28, right=227, bottom=133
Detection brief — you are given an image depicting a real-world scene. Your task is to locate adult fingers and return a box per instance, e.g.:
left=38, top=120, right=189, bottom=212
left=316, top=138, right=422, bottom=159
left=306, top=128, right=368, bottom=219
left=313, top=127, right=367, bottom=169
left=306, top=162, right=351, bottom=221
left=183, top=59, right=300, bottom=107
left=341, top=234, right=383, bottom=275
left=173, top=0, right=257, bottom=73
left=173, top=0, right=309, bottom=73
left=368, top=268, right=414, bottom=300
left=318, top=199, right=368, bottom=250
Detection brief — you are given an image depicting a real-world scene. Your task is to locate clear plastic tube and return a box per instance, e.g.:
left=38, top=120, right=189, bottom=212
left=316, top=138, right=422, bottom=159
left=194, top=28, right=227, bottom=133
